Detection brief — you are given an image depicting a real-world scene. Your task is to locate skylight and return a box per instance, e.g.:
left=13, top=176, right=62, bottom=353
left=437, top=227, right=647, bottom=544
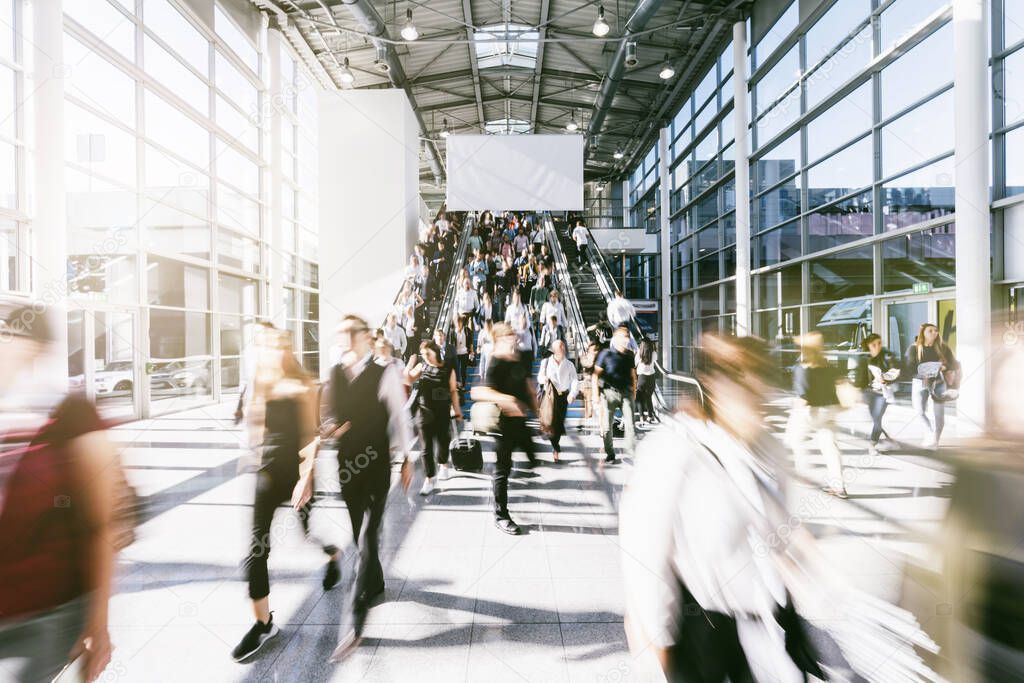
left=485, top=118, right=532, bottom=135
left=473, top=23, right=539, bottom=69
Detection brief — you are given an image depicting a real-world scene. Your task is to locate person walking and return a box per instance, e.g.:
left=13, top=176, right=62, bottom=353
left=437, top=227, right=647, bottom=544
left=234, top=328, right=340, bottom=661
left=431, top=326, right=456, bottom=372
left=540, top=289, right=566, bottom=330
left=477, top=291, right=494, bottom=328
left=381, top=313, right=408, bottom=361
left=0, top=300, right=118, bottom=682
left=571, top=219, right=590, bottom=267
left=785, top=331, right=847, bottom=497
left=540, top=340, right=579, bottom=462
left=514, top=313, right=537, bottom=372
left=327, top=315, right=414, bottom=660
left=902, top=322, right=959, bottom=450
left=528, top=274, right=550, bottom=333
left=854, top=333, right=900, bottom=455
left=606, top=290, right=636, bottom=328
left=471, top=323, right=539, bottom=535
left=477, top=319, right=495, bottom=381
left=406, top=340, right=462, bottom=496
left=579, top=340, right=602, bottom=425
left=594, top=326, right=637, bottom=463
left=635, top=339, right=659, bottom=425
left=453, top=316, right=474, bottom=391
left=453, top=276, right=479, bottom=333
left=538, top=314, right=566, bottom=359
left=503, top=289, right=528, bottom=327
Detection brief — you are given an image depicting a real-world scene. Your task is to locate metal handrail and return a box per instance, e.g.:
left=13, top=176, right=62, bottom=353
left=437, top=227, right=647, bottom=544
left=541, top=212, right=589, bottom=360
left=433, top=213, right=476, bottom=339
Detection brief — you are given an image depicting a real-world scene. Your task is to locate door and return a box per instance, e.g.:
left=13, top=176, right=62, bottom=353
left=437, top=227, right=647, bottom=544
left=67, top=307, right=141, bottom=420
left=883, top=297, right=957, bottom=359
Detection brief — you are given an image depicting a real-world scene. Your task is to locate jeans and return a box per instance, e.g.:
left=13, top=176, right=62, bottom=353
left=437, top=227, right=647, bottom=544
left=912, top=378, right=944, bottom=442
left=0, top=597, right=85, bottom=683
left=601, top=387, right=635, bottom=460
left=786, top=404, right=844, bottom=490
left=244, top=469, right=336, bottom=600
left=493, top=416, right=536, bottom=519
left=418, top=416, right=450, bottom=478
left=863, top=390, right=888, bottom=445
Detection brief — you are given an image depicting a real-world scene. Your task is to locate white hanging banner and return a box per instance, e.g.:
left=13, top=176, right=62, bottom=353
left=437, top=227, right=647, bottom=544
left=445, top=134, right=584, bottom=211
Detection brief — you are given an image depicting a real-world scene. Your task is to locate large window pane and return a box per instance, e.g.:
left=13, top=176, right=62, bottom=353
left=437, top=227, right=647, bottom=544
left=880, top=0, right=951, bottom=54
left=144, top=143, right=211, bottom=217
left=143, top=36, right=208, bottom=116
left=807, top=190, right=873, bottom=251
left=880, top=23, right=953, bottom=119
left=63, top=33, right=136, bottom=127
left=808, top=298, right=871, bottom=352
left=217, top=96, right=258, bottom=151
left=756, top=45, right=799, bottom=116
left=809, top=244, right=874, bottom=301
left=215, top=51, right=257, bottom=117
left=756, top=97, right=798, bottom=150
left=217, top=182, right=260, bottom=235
left=147, top=255, right=208, bottom=308
left=757, top=220, right=801, bottom=266
left=218, top=228, right=260, bottom=273
left=806, top=26, right=871, bottom=110
left=215, top=139, right=259, bottom=196
left=755, top=130, right=799, bottom=193
left=754, top=2, right=798, bottom=68
left=144, top=89, right=209, bottom=169
left=0, top=139, right=13, bottom=208
left=64, top=101, right=136, bottom=187
left=1008, top=0, right=1024, bottom=48
left=65, top=166, right=138, bottom=250
left=0, top=65, right=13, bottom=140
left=757, top=177, right=801, bottom=229
left=804, top=0, right=871, bottom=70
left=66, top=0, right=135, bottom=61
left=218, top=273, right=258, bottom=315
left=215, top=6, right=258, bottom=72
left=881, top=224, right=956, bottom=292
left=882, top=156, right=955, bottom=230
left=881, top=90, right=953, bottom=178
left=807, top=82, right=872, bottom=163
left=807, top=135, right=873, bottom=209
left=0, top=221, right=16, bottom=290
left=142, top=200, right=211, bottom=259
left=757, top=265, right=801, bottom=308
left=1007, top=125, right=1024, bottom=197
left=144, top=0, right=209, bottom=75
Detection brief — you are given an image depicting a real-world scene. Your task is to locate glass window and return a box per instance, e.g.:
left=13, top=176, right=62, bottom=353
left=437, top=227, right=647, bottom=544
left=755, top=130, right=799, bottom=193
left=695, top=98, right=717, bottom=136
left=0, top=221, right=17, bottom=290
left=0, top=65, right=13, bottom=141
left=146, top=255, right=209, bottom=308
left=809, top=244, right=874, bottom=301
left=144, top=143, right=211, bottom=217
left=0, top=1, right=13, bottom=63
left=1002, top=47, right=1024, bottom=128
left=149, top=309, right=210, bottom=358
left=65, top=0, right=135, bottom=61
left=214, top=6, right=258, bottom=73
left=696, top=253, right=720, bottom=286
left=757, top=220, right=801, bottom=266
left=807, top=135, right=873, bottom=209
left=807, top=82, right=872, bottom=163
left=696, top=222, right=719, bottom=253
left=881, top=224, right=956, bottom=292
left=215, top=51, right=258, bottom=116
left=65, top=166, right=138, bottom=248
left=1008, top=0, right=1024, bottom=48
left=808, top=298, right=871, bottom=351
left=1007, top=124, right=1024, bottom=197
left=142, top=200, right=211, bottom=259
left=144, top=0, right=210, bottom=75
left=880, top=23, right=953, bottom=119
left=217, top=182, right=260, bottom=236
left=807, top=190, right=873, bottom=251
left=805, top=26, right=871, bottom=110
left=881, top=90, right=954, bottom=178
left=63, top=33, right=136, bottom=127
left=694, top=66, right=717, bottom=110
left=804, top=0, right=871, bottom=70
left=697, top=285, right=720, bottom=316
left=64, top=101, right=137, bottom=187
left=755, top=97, right=798, bottom=150
left=757, top=264, right=801, bottom=308
left=755, top=45, right=799, bottom=115
left=0, top=139, right=14, bottom=209
left=144, top=89, right=209, bottom=169
left=216, top=96, right=258, bottom=152
left=754, top=1, right=798, bottom=68
left=880, top=0, right=951, bottom=54
left=882, top=156, right=955, bottom=229
left=218, top=273, right=257, bottom=314
left=215, top=139, right=259, bottom=196
left=144, top=36, right=208, bottom=116
left=218, top=228, right=260, bottom=273
left=757, top=177, right=801, bottom=229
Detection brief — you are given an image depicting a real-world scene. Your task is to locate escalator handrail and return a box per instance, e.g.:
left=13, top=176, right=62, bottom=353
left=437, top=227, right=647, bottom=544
left=432, top=213, right=476, bottom=340
left=541, top=212, right=590, bottom=359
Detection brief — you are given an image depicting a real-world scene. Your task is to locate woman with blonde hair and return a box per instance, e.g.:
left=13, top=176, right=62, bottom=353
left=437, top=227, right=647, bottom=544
left=233, top=327, right=339, bottom=661
left=784, top=331, right=847, bottom=497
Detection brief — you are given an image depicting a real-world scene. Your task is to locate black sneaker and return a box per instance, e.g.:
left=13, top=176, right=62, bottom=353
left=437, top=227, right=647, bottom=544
left=231, top=615, right=279, bottom=661
left=604, top=455, right=618, bottom=464
left=322, top=558, right=341, bottom=590
left=494, top=517, right=522, bottom=535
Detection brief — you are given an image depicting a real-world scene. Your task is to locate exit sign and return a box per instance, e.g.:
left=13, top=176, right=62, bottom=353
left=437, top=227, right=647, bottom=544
left=912, top=282, right=932, bottom=295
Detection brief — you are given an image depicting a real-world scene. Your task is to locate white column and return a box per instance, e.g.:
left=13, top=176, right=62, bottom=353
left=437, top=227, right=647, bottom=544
left=658, top=125, right=672, bottom=368
left=30, top=0, right=68, bottom=387
left=952, top=0, right=990, bottom=435
left=267, top=28, right=285, bottom=328
left=621, top=180, right=630, bottom=228
left=732, top=20, right=752, bottom=337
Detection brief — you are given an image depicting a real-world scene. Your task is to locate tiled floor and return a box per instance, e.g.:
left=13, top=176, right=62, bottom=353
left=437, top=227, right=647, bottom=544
left=105, top=395, right=952, bottom=682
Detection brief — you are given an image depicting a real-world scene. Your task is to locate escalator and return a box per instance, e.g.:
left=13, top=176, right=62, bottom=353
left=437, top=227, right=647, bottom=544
left=547, top=215, right=608, bottom=333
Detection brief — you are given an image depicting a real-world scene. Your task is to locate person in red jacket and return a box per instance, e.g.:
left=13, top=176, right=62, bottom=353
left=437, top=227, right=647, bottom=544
left=0, top=298, right=118, bottom=682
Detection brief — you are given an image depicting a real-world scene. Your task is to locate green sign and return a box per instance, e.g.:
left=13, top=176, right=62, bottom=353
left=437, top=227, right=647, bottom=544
left=912, top=282, right=932, bottom=295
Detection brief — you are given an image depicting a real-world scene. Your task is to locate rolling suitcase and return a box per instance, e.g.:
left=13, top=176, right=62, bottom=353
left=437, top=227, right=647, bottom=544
left=449, top=419, right=484, bottom=472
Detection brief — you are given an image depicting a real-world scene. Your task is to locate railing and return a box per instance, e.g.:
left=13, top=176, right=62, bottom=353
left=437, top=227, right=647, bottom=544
left=541, top=213, right=589, bottom=360
left=433, top=213, right=475, bottom=339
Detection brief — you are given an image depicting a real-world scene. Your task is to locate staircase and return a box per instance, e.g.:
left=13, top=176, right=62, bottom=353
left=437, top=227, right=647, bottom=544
left=549, top=217, right=607, bottom=332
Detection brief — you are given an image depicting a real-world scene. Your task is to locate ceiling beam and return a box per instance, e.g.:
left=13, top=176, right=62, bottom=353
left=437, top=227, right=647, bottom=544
left=530, top=0, right=551, bottom=132
left=418, top=93, right=645, bottom=116
left=403, top=65, right=663, bottom=90
left=461, top=0, right=486, bottom=131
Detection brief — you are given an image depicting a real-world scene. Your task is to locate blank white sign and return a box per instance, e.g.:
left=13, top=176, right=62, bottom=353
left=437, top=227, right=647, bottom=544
left=446, top=134, right=584, bottom=210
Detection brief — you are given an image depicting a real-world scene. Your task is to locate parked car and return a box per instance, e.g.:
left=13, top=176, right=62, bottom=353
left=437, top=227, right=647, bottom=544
left=68, top=360, right=134, bottom=395
left=150, top=360, right=210, bottom=392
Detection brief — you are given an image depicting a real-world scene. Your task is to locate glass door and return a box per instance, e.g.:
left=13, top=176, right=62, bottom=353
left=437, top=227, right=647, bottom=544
left=882, top=297, right=957, bottom=359
left=67, top=307, right=141, bottom=421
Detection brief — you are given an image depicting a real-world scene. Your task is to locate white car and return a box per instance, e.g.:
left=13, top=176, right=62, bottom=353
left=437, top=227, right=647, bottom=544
left=68, top=360, right=135, bottom=395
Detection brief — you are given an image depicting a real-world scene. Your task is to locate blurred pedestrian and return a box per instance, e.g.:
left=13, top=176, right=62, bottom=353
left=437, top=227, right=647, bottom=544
left=594, top=326, right=637, bottom=463
left=902, top=322, right=959, bottom=449
left=540, top=340, right=578, bottom=462
left=853, top=333, right=899, bottom=455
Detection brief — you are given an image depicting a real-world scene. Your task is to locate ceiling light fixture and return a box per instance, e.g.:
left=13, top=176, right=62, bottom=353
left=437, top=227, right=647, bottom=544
left=592, top=5, right=610, bottom=37
left=566, top=109, right=579, bottom=132
left=440, top=118, right=451, bottom=138
left=659, top=54, right=676, bottom=80
left=401, top=7, right=419, bottom=41
left=624, top=41, right=639, bottom=68
left=338, top=56, right=355, bottom=85
left=613, top=148, right=624, bottom=159
left=374, top=44, right=390, bottom=72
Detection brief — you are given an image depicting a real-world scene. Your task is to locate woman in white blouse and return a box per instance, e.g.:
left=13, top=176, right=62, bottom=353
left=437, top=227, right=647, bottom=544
left=541, top=340, right=579, bottom=461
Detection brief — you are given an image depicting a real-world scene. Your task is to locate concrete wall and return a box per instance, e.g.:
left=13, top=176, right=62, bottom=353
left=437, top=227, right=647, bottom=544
left=318, top=89, right=420, bottom=376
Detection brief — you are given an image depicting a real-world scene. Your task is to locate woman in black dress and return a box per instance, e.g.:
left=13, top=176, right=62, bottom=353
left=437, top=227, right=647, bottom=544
left=406, top=340, right=463, bottom=495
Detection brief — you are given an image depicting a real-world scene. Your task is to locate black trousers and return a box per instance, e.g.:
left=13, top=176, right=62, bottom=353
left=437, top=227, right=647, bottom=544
left=456, top=353, right=470, bottom=388
left=493, top=416, right=536, bottom=519
left=637, top=374, right=657, bottom=418
left=341, top=469, right=390, bottom=630
left=418, top=416, right=450, bottom=478
left=244, top=469, right=335, bottom=600
left=547, top=390, right=569, bottom=451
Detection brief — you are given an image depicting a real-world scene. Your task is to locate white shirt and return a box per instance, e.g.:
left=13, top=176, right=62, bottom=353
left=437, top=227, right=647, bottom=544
left=572, top=225, right=589, bottom=245
left=342, top=352, right=414, bottom=462
left=436, top=218, right=450, bottom=234
left=504, top=302, right=528, bottom=326
left=454, top=287, right=479, bottom=315
left=607, top=297, right=636, bottom=327
left=516, top=328, right=536, bottom=353
left=540, top=301, right=566, bottom=328
left=636, top=355, right=656, bottom=376
left=383, top=323, right=407, bottom=356
left=454, top=327, right=470, bottom=355
left=543, top=356, right=579, bottom=401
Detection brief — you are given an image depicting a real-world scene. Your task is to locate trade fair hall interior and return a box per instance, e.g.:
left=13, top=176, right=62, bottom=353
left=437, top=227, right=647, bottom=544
left=1, top=0, right=1022, bottom=681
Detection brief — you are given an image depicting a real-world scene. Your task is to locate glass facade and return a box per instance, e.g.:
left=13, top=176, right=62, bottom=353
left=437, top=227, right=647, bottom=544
left=624, top=0, right=1023, bottom=373
left=2, top=0, right=320, bottom=419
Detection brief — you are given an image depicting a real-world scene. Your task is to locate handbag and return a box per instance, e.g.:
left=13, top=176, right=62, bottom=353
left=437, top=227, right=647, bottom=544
left=470, top=401, right=500, bottom=434
left=538, top=380, right=556, bottom=433
left=835, top=380, right=861, bottom=409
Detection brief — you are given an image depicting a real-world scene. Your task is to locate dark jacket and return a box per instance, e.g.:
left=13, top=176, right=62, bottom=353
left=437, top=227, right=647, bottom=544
left=853, top=350, right=900, bottom=390
left=792, top=364, right=840, bottom=407
left=902, top=344, right=958, bottom=380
